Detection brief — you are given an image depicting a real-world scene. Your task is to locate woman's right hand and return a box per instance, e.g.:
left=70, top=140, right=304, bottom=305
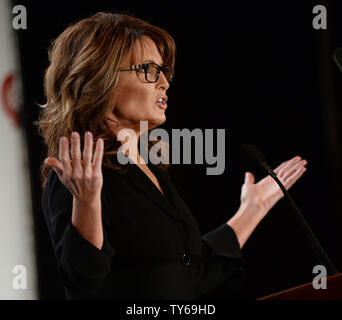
left=228, top=156, right=307, bottom=248
left=240, top=156, right=307, bottom=217
left=44, top=131, right=104, bottom=201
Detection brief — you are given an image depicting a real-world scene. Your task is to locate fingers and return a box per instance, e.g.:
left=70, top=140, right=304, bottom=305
left=83, top=132, right=93, bottom=174
left=273, top=160, right=289, bottom=174
left=71, top=132, right=82, bottom=178
left=59, top=136, right=72, bottom=177
left=275, top=156, right=302, bottom=177
left=93, top=138, right=104, bottom=172
left=49, top=132, right=103, bottom=173
left=282, top=159, right=307, bottom=181
left=275, top=155, right=307, bottom=190
left=283, top=166, right=307, bottom=190
left=45, top=132, right=104, bottom=199
left=244, top=172, right=255, bottom=185
left=44, top=157, right=63, bottom=176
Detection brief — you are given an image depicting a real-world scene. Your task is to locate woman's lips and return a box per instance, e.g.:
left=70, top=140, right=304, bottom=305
left=156, top=96, right=168, bottom=109
left=157, top=101, right=167, bottom=109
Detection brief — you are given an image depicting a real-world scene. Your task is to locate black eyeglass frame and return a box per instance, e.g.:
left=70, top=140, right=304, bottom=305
left=119, top=63, right=173, bottom=83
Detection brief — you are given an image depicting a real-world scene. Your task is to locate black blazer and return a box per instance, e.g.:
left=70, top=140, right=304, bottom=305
left=42, top=153, right=243, bottom=300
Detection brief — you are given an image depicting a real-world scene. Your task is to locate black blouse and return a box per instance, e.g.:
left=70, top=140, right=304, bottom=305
left=42, top=153, right=243, bottom=300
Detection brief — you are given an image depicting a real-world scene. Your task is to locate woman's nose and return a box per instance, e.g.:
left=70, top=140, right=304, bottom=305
left=157, top=71, right=170, bottom=91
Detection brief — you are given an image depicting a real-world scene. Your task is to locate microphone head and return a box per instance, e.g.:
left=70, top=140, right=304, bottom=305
left=333, top=47, right=342, bottom=73
left=240, top=144, right=271, bottom=176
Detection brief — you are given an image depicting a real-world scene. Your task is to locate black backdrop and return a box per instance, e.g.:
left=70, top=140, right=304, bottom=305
left=12, top=0, right=342, bottom=299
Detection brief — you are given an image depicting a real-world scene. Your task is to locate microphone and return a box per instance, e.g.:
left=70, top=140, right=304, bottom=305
left=333, top=47, right=342, bottom=73
left=240, top=144, right=338, bottom=275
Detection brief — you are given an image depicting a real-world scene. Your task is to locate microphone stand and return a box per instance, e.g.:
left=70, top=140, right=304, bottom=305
left=262, top=161, right=339, bottom=276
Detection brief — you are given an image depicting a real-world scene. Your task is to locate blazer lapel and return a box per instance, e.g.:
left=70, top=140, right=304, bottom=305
left=111, top=153, right=188, bottom=225
left=151, top=165, right=197, bottom=226
left=129, top=164, right=190, bottom=225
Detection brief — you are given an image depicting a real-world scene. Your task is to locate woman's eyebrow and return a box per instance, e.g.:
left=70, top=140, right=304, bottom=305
left=142, top=60, right=164, bottom=66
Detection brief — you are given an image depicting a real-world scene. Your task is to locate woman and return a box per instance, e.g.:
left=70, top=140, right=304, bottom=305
left=36, top=12, right=307, bottom=299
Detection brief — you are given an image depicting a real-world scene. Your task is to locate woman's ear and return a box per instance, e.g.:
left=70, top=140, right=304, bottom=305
left=106, top=116, right=119, bottom=126
left=105, top=112, right=120, bottom=137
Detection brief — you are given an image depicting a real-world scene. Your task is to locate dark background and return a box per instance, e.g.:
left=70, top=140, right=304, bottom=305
left=12, top=0, right=342, bottom=299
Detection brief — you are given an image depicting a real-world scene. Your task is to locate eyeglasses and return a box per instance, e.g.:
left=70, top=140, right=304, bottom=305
left=119, top=62, right=174, bottom=83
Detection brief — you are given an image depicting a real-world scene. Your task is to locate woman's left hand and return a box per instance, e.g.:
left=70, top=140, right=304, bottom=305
left=240, top=156, right=308, bottom=217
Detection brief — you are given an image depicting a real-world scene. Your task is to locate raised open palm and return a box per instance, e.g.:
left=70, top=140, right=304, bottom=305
left=240, top=156, right=307, bottom=215
left=44, top=131, right=104, bottom=201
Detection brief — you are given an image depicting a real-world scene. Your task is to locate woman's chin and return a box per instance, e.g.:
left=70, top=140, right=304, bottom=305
left=149, top=115, right=166, bottom=128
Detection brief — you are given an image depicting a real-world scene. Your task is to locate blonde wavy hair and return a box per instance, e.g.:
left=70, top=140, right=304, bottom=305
left=35, top=12, right=175, bottom=188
